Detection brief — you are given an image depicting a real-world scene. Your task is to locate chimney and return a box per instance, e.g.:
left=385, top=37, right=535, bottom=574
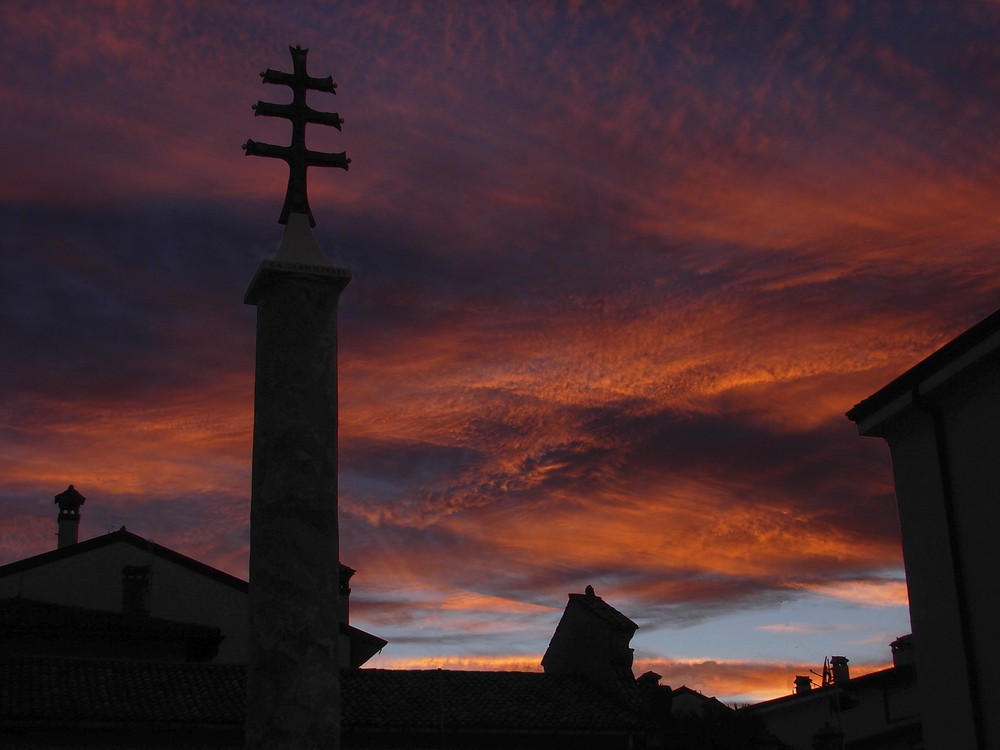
left=795, top=675, right=813, bottom=694
left=636, top=671, right=673, bottom=722
left=890, top=635, right=914, bottom=668
left=54, top=485, right=85, bottom=548
left=831, top=655, right=850, bottom=684
left=122, top=565, right=151, bottom=615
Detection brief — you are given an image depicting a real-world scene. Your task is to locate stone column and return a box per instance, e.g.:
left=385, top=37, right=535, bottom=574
left=245, top=214, right=350, bottom=749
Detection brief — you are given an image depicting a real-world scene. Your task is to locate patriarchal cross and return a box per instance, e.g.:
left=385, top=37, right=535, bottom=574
left=243, top=45, right=350, bottom=227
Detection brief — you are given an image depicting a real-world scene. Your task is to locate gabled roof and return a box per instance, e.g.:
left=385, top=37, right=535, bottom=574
left=0, top=529, right=388, bottom=667
left=671, top=685, right=729, bottom=704
left=568, top=591, right=638, bottom=632
left=341, top=623, right=387, bottom=669
left=0, top=528, right=248, bottom=593
left=0, top=657, right=646, bottom=734
left=743, top=665, right=914, bottom=714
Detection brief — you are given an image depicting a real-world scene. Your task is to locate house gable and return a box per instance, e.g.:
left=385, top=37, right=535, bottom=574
left=0, top=529, right=248, bottom=662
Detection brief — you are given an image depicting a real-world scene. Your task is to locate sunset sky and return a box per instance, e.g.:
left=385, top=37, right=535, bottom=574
left=2, top=1, right=999, bottom=704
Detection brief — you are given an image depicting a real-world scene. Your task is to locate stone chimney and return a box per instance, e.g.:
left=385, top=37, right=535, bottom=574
left=636, top=671, right=673, bottom=725
left=795, top=675, right=813, bottom=694
left=542, top=586, right=639, bottom=700
left=831, top=655, right=850, bottom=684
left=890, top=635, right=914, bottom=668
left=54, top=485, right=85, bottom=548
left=122, top=565, right=151, bottom=615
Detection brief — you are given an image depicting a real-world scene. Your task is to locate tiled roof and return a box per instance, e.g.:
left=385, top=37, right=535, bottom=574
left=1, top=657, right=645, bottom=733
left=343, top=669, right=645, bottom=731
left=0, top=656, right=245, bottom=727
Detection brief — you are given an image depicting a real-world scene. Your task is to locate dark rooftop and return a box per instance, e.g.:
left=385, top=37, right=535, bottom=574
left=568, top=590, right=639, bottom=632
left=1, top=657, right=646, bottom=733
left=0, top=528, right=248, bottom=594
left=847, top=305, right=1000, bottom=424
left=344, top=668, right=645, bottom=731
left=0, top=656, right=245, bottom=728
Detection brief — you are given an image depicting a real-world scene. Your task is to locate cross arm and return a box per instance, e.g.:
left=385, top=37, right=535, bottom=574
left=261, top=68, right=337, bottom=94
left=242, top=139, right=349, bottom=171
left=244, top=46, right=349, bottom=226
left=242, top=139, right=290, bottom=161
left=306, top=149, right=351, bottom=169
left=252, top=101, right=344, bottom=130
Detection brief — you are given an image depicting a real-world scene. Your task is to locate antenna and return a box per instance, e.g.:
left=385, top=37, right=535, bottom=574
left=808, top=657, right=834, bottom=687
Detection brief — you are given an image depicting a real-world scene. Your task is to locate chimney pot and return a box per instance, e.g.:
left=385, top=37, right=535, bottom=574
left=122, top=565, right=151, bottom=616
left=831, top=655, right=850, bottom=684
left=54, top=485, right=86, bottom=548
left=890, top=635, right=914, bottom=668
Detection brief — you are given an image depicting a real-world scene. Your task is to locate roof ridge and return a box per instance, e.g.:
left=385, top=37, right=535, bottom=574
left=0, top=529, right=249, bottom=593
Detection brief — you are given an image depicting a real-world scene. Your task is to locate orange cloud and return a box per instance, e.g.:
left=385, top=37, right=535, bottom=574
left=787, top=578, right=910, bottom=608
left=367, top=655, right=545, bottom=674
left=3, top=1, right=998, bottom=699
left=359, top=652, right=894, bottom=705
left=632, top=656, right=894, bottom=704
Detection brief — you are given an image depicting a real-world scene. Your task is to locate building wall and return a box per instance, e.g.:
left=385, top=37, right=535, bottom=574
left=0, top=540, right=248, bottom=663
left=542, top=601, right=633, bottom=692
left=941, top=369, right=1000, bottom=750
left=671, top=690, right=713, bottom=717
left=748, top=675, right=919, bottom=750
left=885, top=416, right=977, bottom=749
left=873, top=351, right=1000, bottom=750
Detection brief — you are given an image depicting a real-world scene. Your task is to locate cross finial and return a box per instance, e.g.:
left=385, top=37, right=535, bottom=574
left=243, top=45, right=350, bottom=227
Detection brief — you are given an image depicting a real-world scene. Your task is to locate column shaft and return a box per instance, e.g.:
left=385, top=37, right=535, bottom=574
left=246, top=264, right=349, bottom=750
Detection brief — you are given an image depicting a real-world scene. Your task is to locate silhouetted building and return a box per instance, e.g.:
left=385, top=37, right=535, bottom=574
left=848, top=306, right=1000, bottom=750
left=0, top=500, right=385, bottom=668
left=340, top=667, right=649, bottom=749
left=0, top=657, right=658, bottom=749
left=742, top=639, right=921, bottom=749
left=0, top=585, right=673, bottom=749
left=543, top=585, right=642, bottom=708
left=670, top=685, right=731, bottom=719
left=0, top=526, right=249, bottom=663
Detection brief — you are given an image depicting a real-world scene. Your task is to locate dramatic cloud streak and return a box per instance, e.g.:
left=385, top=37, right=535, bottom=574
left=2, top=1, right=998, bottom=701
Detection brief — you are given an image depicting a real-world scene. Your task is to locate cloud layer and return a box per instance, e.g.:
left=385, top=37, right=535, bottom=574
left=2, top=1, right=998, bottom=700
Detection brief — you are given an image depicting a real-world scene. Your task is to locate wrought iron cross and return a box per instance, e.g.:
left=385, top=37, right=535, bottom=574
left=243, top=45, right=350, bottom=227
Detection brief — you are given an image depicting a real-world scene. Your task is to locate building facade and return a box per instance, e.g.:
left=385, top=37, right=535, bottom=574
left=848, top=306, right=1000, bottom=750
